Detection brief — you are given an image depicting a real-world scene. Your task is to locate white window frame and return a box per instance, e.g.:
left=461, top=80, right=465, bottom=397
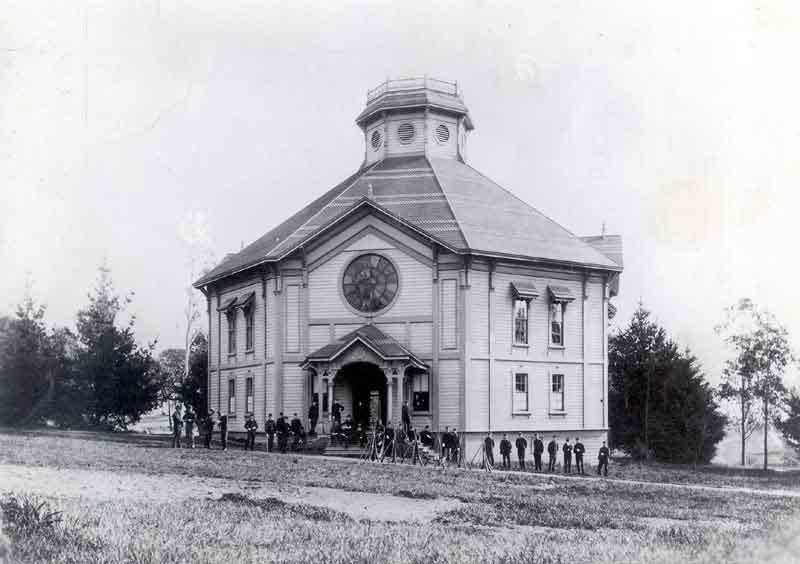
left=550, top=373, right=565, bottom=414
left=411, top=371, right=430, bottom=413
left=549, top=302, right=565, bottom=348
left=512, top=371, right=530, bottom=414
left=227, top=379, right=236, bottom=416
left=513, top=299, right=529, bottom=346
left=245, top=376, right=254, bottom=414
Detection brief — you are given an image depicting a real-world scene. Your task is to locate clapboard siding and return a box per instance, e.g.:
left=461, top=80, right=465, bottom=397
left=409, top=321, right=432, bottom=357
left=469, top=270, right=489, bottom=357
left=385, top=113, right=426, bottom=157
left=438, top=359, right=462, bottom=428
left=265, top=364, right=275, bottom=417
left=491, top=361, right=583, bottom=431
left=585, top=363, right=604, bottom=429
left=466, top=359, right=489, bottom=431
left=308, top=242, right=432, bottom=320
left=282, top=364, right=304, bottom=418
left=309, top=325, right=331, bottom=350
left=335, top=324, right=363, bottom=339
left=588, top=281, right=604, bottom=362
left=285, top=284, right=301, bottom=353
left=209, top=367, right=219, bottom=415
left=425, top=113, right=459, bottom=160
left=306, top=215, right=433, bottom=269
left=492, top=272, right=583, bottom=359
left=266, top=282, right=276, bottom=358
left=440, top=278, right=458, bottom=350
left=376, top=322, right=407, bottom=346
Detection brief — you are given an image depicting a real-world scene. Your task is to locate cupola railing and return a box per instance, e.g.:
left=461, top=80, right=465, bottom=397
left=366, top=76, right=460, bottom=104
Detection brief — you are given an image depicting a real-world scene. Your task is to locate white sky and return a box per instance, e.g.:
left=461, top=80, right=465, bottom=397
left=2, top=0, right=798, bottom=387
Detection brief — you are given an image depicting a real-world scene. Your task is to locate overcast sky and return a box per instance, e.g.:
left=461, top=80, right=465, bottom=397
left=2, top=0, right=798, bottom=387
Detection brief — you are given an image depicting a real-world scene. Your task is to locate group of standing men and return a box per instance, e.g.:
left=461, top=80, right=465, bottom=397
left=171, top=404, right=229, bottom=450
left=486, top=432, right=610, bottom=476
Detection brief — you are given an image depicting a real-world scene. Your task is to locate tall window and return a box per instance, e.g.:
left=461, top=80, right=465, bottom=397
left=245, top=377, right=253, bottom=414
left=228, top=379, right=236, bottom=415
left=513, top=372, right=529, bottom=412
left=244, top=305, right=254, bottom=351
left=550, top=303, right=564, bottom=346
left=227, top=310, right=237, bottom=354
left=513, top=299, right=529, bottom=345
left=550, top=373, right=565, bottom=412
left=412, top=372, right=430, bottom=412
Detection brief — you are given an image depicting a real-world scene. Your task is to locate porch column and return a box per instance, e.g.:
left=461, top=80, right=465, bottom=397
left=398, top=372, right=405, bottom=423
left=387, top=375, right=393, bottom=423
left=327, top=377, right=333, bottom=429
left=315, top=371, right=323, bottom=432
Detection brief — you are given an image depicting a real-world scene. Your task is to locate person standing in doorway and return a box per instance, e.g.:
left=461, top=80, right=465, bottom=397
left=401, top=401, right=411, bottom=434
left=515, top=432, right=527, bottom=470
left=547, top=435, right=558, bottom=472
left=308, top=400, right=319, bottom=437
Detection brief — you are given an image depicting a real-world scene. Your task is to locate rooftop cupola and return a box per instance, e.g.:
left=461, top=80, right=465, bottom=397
left=356, top=77, right=474, bottom=165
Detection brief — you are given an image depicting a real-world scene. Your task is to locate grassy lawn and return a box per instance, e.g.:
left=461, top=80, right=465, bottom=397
left=1, top=429, right=799, bottom=564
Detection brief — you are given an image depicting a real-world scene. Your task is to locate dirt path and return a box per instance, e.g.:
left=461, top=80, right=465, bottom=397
left=0, top=463, right=461, bottom=522
left=288, top=450, right=800, bottom=499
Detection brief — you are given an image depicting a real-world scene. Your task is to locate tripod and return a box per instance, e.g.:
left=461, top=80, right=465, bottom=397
left=469, top=442, right=493, bottom=472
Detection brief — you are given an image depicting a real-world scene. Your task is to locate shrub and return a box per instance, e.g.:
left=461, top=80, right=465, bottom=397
left=0, top=494, right=62, bottom=542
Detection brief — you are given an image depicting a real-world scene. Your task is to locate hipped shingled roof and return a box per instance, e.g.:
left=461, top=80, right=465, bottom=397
left=195, top=155, right=621, bottom=288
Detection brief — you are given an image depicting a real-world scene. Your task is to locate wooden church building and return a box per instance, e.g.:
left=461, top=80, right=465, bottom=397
left=194, top=77, right=623, bottom=453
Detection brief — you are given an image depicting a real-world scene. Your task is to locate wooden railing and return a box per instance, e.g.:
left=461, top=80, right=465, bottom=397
left=366, top=76, right=459, bottom=104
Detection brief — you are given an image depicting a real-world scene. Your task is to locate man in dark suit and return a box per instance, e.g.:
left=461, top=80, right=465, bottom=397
left=515, top=432, right=528, bottom=470
left=533, top=434, right=544, bottom=472
left=573, top=437, right=586, bottom=474
left=597, top=441, right=610, bottom=476
left=562, top=438, right=573, bottom=474
left=547, top=436, right=558, bottom=471
left=499, top=434, right=512, bottom=469
left=483, top=433, right=495, bottom=467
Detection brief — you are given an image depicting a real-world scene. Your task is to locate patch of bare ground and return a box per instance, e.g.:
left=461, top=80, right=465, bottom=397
left=0, top=463, right=461, bottom=523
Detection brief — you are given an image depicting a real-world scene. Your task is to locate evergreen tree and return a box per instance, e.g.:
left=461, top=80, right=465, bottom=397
left=76, top=265, right=159, bottom=429
left=178, top=332, right=208, bottom=415
left=609, top=306, right=727, bottom=463
left=0, top=297, right=50, bottom=424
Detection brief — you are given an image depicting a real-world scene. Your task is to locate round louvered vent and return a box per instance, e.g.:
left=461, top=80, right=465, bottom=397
left=435, top=124, right=450, bottom=144
left=398, top=122, right=415, bottom=144
left=371, top=130, right=382, bottom=151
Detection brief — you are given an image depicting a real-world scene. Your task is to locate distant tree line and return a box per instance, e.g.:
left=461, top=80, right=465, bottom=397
left=0, top=266, right=207, bottom=430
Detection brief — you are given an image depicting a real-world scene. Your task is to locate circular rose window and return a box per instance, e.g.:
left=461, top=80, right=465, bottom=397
left=342, top=254, right=399, bottom=313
